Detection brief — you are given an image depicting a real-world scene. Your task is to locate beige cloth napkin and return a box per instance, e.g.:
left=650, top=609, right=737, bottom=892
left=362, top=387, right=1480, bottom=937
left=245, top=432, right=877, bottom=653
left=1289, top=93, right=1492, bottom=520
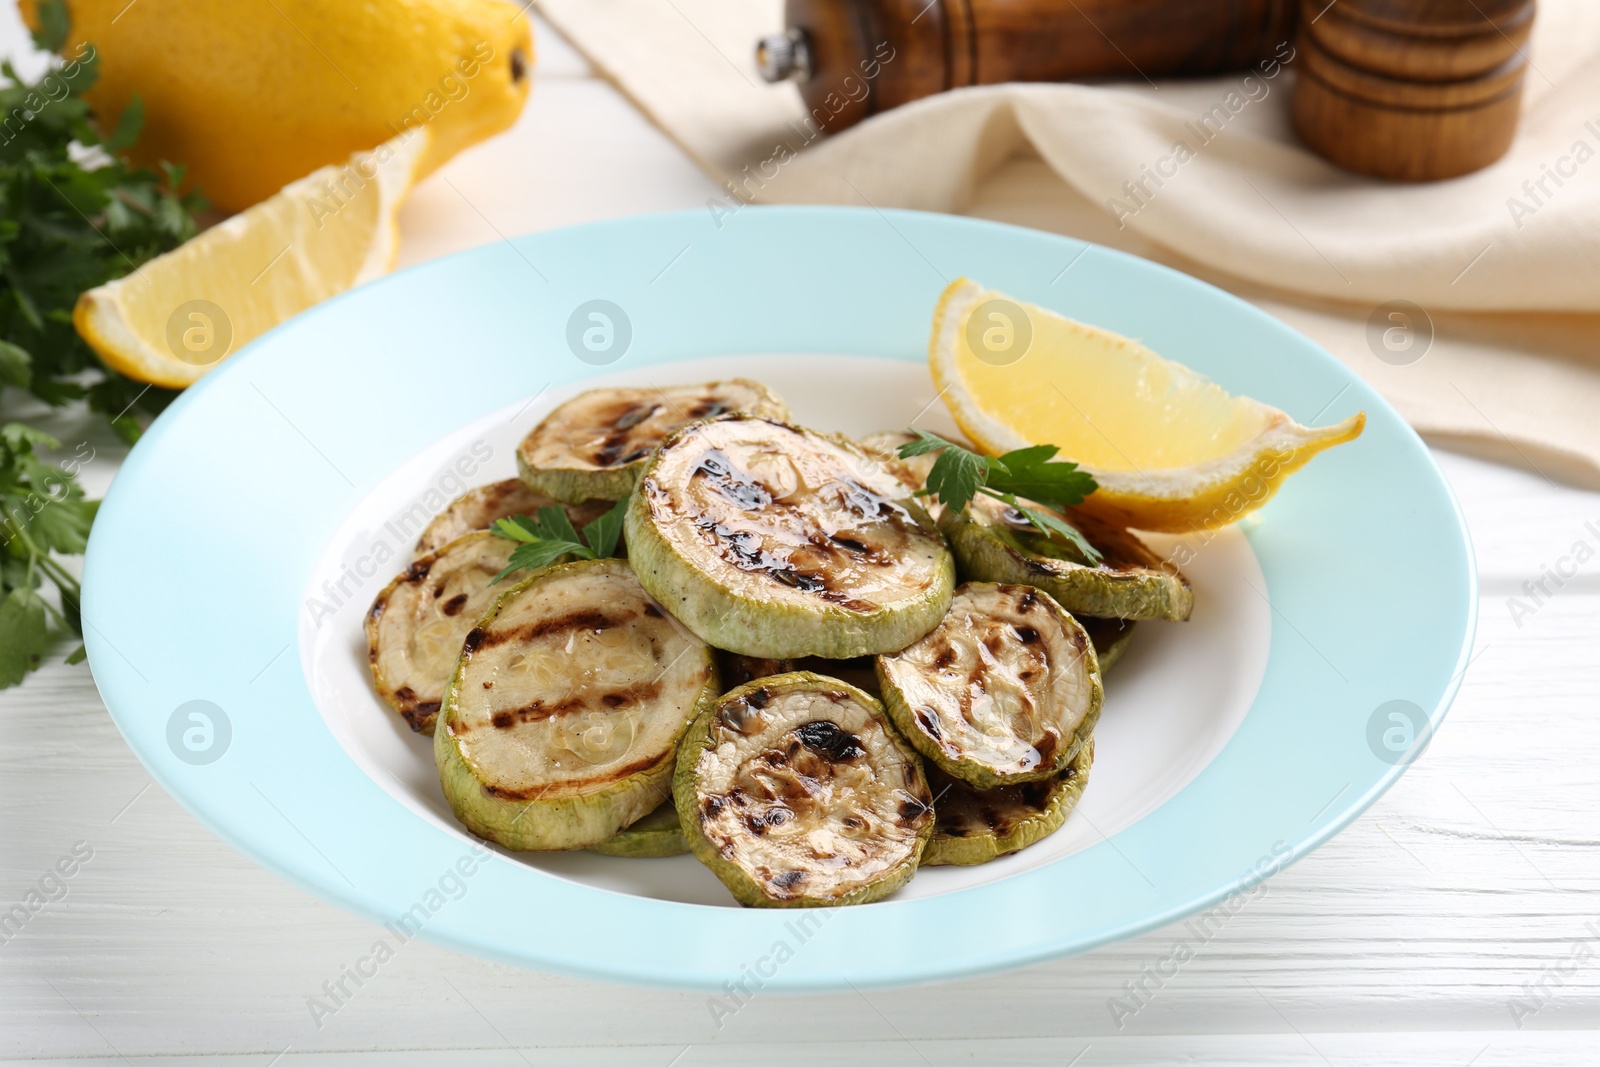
left=538, top=0, right=1600, bottom=486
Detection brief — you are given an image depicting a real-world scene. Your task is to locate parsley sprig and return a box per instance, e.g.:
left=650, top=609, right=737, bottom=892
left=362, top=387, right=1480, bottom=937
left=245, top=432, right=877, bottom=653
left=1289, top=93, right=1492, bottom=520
left=897, top=430, right=1103, bottom=563
left=1, top=423, right=95, bottom=685
left=0, top=3, right=209, bottom=688
left=490, top=497, right=629, bottom=583
left=2, top=1, right=208, bottom=442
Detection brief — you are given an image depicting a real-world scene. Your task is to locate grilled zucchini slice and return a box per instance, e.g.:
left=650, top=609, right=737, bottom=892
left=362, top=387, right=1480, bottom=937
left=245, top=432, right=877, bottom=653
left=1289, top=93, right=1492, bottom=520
left=415, top=479, right=614, bottom=558
left=675, top=672, right=935, bottom=907
left=940, top=492, right=1193, bottom=622
left=626, top=415, right=955, bottom=659
left=435, top=558, right=719, bottom=851
left=588, top=800, right=688, bottom=858
left=1081, top=616, right=1136, bottom=673
left=367, top=532, right=517, bottom=733
left=922, top=739, right=1094, bottom=866
left=876, top=582, right=1102, bottom=789
left=517, top=380, right=790, bottom=504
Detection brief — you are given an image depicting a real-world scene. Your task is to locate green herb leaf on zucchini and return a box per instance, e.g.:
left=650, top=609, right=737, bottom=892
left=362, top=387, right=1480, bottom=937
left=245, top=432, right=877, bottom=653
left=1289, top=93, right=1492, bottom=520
left=490, top=497, right=628, bottom=584
left=895, top=430, right=1102, bottom=562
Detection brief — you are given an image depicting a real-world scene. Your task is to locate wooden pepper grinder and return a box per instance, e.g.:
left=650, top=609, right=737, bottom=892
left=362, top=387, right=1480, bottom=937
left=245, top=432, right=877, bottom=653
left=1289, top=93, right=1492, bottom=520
left=757, top=0, right=1536, bottom=181
left=1291, top=0, right=1536, bottom=181
left=756, top=0, right=1300, bottom=133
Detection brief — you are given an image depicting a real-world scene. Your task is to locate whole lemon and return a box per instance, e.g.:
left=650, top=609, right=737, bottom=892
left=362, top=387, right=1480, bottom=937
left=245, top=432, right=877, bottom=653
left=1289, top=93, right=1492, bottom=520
left=24, top=0, right=533, bottom=212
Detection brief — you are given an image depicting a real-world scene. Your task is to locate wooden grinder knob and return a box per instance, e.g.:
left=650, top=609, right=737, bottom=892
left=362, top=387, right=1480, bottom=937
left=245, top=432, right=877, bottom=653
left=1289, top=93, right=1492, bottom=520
left=1291, top=0, right=1536, bottom=181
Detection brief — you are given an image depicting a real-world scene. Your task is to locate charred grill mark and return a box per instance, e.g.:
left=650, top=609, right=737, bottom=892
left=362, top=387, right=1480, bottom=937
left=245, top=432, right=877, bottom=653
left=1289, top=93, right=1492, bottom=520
left=489, top=680, right=663, bottom=728
left=1016, top=589, right=1037, bottom=613
left=744, top=807, right=792, bottom=835
left=1014, top=625, right=1040, bottom=644
left=692, top=450, right=772, bottom=510
left=747, top=686, right=771, bottom=709
left=770, top=869, right=806, bottom=892
left=481, top=750, right=670, bottom=801
left=643, top=603, right=664, bottom=618
left=399, top=700, right=439, bottom=732
left=769, top=567, right=824, bottom=594
left=403, top=559, right=432, bottom=583
left=900, top=798, right=928, bottom=822
left=613, top=402, right=662, bottom=430
left=837, top=478, right=911, bottom=524
left=475, top=610, right=623, bottom=650
left=687, top=398, right=730, bottom=419
left=590, top=402, right=667, bottom=467
left=914, top=705, right=943, bottom=740
left=932, top=644, right=956, bottom=670
left=441, top=593, right=470, bottom=617
left=693, top=515, right=873, bottom=610
left=462, top=627, right=485, bottom=653
left=796, top=720, right=865, bottom=762
left=676, top=441, right=918, bottom=613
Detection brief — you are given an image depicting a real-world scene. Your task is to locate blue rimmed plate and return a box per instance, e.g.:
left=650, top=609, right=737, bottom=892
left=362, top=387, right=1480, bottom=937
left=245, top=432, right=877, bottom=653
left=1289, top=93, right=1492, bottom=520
left=84, top=207, right=1474, bottom=990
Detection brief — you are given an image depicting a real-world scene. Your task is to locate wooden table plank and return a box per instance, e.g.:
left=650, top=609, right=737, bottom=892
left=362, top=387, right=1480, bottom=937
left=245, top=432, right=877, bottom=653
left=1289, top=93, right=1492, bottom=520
left=3, top=588, right=1595, bottom=1058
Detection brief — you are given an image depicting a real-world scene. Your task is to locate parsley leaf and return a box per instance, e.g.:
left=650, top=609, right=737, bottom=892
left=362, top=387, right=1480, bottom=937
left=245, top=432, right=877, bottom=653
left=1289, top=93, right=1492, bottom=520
left=0, top=421, right=96, bottom=687
left=907, top=429, right=989, bottom=515
left=490, top=497, right=629, bottom=583
left=581, top=497, right=628, bottom=558
left=896, top=430, right=1103, bottom=563
left=0, top=586, right=50, bottom=688
left=493, top=540, right=590, bottom=584
left=995, top=495, right=1102, bottom=564
left=986, top=444, right=1098, bottom=509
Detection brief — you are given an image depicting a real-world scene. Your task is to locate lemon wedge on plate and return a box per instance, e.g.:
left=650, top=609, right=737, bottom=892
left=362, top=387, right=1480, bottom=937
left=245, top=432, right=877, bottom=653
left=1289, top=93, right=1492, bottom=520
left=75, top=128, right=429, bottom=389
left=929, top=278, right=1364, bottom=533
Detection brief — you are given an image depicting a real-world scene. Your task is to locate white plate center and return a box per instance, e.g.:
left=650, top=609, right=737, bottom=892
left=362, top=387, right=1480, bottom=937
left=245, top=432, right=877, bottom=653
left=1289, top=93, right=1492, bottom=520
left=299, top=355, right=1270, bottom=906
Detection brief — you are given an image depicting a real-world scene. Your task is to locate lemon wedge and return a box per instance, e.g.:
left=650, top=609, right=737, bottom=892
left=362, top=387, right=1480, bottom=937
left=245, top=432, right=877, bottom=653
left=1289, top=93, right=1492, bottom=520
left=930, top=278, right=1364, bottom=533
left=75, top=128, right=429, bottom=389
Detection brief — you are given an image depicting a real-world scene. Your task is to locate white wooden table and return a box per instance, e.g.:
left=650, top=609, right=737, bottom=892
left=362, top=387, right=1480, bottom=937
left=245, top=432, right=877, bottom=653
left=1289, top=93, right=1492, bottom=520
left=4, top=14, right=1599, bottom=1066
